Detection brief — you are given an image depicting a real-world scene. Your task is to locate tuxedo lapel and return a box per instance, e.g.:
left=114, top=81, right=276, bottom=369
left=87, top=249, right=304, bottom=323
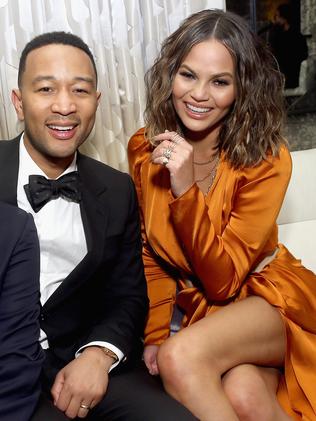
left=0, top=137, right=20, bottom=205
left=78, top=153, right=109, bottom=254
left=44, top=153, right=110, bottom=309
left=0, top=138, right=111, bottom=310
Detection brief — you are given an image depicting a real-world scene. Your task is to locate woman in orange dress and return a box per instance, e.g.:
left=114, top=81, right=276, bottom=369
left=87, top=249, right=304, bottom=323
left=128, top=9, right=316, bottom=421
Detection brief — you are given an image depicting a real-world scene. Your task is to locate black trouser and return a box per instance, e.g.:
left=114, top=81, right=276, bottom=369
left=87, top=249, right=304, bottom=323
left=31, top=360, right=197, bottom=421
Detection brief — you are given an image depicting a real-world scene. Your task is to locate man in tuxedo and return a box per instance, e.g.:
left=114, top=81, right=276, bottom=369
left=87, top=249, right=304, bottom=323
left=0, top=32, right=195, bottom=420
left=0, top=202, right=43, bottom=421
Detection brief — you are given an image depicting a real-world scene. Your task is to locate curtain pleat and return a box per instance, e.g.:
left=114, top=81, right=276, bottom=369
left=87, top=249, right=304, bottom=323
left=0, top=0, right=224, bottom=171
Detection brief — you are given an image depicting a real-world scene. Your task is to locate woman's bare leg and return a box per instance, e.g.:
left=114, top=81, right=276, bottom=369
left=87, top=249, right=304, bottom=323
left=223, top=364, right=292, bottom=420
left=157, top=296, right=287, bottom=421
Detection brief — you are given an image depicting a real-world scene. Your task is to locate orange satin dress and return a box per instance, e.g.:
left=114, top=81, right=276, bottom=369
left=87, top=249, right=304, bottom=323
left=128, top=128, right=316, bottom=420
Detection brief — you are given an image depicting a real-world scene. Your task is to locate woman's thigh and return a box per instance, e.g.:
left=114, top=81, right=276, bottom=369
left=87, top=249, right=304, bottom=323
left=167, top=296, right=286, bottom=374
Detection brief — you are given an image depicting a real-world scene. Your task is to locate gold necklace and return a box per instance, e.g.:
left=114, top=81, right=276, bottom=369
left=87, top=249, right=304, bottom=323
left=193, top=147, right=219, bottom=165
left=195, top=153, right=218, bottom=182
left=175, top=126, right=220, bottom=190
left=195, top=172, right=212, bottom=183
left=195, top=155, right=220, bottom=194
left=193, top=155, right=216, bottom=165
left=206, top=156, right=220, bottom=194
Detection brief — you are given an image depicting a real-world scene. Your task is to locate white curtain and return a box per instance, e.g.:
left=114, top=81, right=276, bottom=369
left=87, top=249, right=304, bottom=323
left=0, top=0, right=225, bottom=171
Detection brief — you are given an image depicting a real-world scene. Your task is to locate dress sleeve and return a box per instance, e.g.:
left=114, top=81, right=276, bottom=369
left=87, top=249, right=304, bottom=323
left=169, top=148, right=292, bottom=301
left=128, top=130, right=176, bottom=345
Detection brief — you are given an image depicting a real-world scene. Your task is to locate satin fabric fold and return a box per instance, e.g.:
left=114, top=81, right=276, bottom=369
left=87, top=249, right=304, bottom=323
left=128, top=128, right=316, bottom=419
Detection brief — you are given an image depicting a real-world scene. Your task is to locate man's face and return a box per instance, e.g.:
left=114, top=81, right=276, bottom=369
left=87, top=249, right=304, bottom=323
left=274, top=10, right=285, bottom=27
left=12, top=43, right=101, bottom=174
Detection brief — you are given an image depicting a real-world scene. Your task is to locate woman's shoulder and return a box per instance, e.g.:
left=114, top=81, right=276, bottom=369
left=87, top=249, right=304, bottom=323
left=265, top=144, right=292, bottom=176
left=128, top=127, right=148, bottom=152
left=236, top=144, right=292, bottom=181
left=128, top=127, right=152, bottom=169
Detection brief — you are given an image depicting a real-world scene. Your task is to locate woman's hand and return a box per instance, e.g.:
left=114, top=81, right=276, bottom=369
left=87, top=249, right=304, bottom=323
left=143, top=344, right=160, bottom=375
left=151, top=131, right=194, bottom=197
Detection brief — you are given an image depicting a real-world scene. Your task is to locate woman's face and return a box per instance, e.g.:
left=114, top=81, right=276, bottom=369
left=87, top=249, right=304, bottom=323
left=172, top=39, right=236, bottom=136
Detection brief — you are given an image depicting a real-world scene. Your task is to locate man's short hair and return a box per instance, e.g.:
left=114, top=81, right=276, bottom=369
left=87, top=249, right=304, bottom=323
left=277, top=4, right=293, bottom=24
left=18, top=31, right=98, bottom=87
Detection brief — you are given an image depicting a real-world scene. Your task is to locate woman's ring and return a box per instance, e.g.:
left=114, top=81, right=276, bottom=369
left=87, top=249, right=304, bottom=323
left=80, top=403, right=90, bottom=410
left=172, top=133, right=182, bottom=144
left=162, top=156, right=169, bottom=166
left=163, top=148, right=172, bottom=160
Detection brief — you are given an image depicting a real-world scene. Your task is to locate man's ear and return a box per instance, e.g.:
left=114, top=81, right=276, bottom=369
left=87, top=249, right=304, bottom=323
left=11, top=89, right=24, bottom=121
left=96, top=90, right=101, bottom=106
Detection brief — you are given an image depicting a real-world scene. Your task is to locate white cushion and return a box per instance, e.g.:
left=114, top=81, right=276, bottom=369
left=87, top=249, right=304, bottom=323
left=278, top=220, right=316, bottom=273
left=277, top=148, right=316, bottom=224
left=277, top=148, right=316, bottom=274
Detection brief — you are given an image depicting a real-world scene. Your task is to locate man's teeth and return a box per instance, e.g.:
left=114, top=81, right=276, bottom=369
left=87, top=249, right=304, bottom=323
left=48, top=125, right=74, bottom=131
left=186, top=103, right=211, bottom=113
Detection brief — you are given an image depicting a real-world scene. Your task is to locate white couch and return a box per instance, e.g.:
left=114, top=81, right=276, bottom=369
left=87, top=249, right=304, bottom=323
left=277, top=148, right=316, bottom=273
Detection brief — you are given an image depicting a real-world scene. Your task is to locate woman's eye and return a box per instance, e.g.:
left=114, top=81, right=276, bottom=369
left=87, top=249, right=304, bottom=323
left=213, top=79, right=229, bottom=86
left=179, top=71, right=195, bottom=80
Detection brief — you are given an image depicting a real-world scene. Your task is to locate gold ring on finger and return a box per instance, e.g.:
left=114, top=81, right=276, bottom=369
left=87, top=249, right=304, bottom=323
left=171, top=133, right=182, bottom=143
left=80, top=403, right=90, bottom=410
left=169, top=141, right=176, bottom=151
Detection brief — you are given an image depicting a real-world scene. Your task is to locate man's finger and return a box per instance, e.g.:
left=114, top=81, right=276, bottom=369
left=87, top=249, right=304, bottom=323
left=51, top=371, right=65, bottom=405
left=54, top=384, right=72, bottom=413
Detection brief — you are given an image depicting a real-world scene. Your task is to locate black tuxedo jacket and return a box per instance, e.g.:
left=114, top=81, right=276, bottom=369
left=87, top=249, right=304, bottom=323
left=0, top=202, right=43, bottom=420
left=0, top=136, right=148, bottom=379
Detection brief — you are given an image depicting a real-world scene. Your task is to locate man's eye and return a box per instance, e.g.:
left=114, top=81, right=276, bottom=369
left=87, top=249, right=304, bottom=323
left=74, top=88, right=89, bottom=94
left=38, top=87, right=52, bottom=92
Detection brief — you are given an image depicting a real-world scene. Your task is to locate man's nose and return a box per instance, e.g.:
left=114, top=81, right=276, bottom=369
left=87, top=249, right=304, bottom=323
left=51, top=90, right=77, bottom=115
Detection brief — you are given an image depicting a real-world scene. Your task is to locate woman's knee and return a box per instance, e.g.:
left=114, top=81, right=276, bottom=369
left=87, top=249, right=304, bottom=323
left=156, top=335, right=188, bottom=386
left=157, top=332, right=216, bottom=391
left=223, top=365, right=279, bottom=421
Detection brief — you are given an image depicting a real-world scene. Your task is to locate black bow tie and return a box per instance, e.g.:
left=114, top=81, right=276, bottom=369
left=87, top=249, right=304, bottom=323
left=24, top=171, right=82, bottom=213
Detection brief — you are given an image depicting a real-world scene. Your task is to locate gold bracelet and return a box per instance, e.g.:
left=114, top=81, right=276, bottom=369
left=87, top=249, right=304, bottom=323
left=99, top=347, right=118, bottom=362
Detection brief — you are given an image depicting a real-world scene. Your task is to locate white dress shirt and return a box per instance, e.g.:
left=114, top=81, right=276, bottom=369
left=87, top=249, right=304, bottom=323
left=17, top=135, right=123, bottom=367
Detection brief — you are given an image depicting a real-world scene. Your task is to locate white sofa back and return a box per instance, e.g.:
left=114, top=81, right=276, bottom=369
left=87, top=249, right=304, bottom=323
left=277, top=148, right=316, bottom=273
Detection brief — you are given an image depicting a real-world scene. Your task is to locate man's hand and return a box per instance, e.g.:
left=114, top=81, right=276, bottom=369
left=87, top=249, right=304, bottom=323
left=51, top=346, right=113, bottom=419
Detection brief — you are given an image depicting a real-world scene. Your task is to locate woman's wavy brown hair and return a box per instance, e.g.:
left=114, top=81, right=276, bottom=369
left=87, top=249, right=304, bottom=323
left=144, top=9, right=287, bottom=168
